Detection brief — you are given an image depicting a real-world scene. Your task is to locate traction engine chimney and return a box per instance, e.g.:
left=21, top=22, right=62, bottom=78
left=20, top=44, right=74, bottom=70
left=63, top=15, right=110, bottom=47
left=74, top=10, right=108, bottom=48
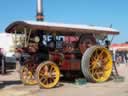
left=36, top=0, right=44, bottom=21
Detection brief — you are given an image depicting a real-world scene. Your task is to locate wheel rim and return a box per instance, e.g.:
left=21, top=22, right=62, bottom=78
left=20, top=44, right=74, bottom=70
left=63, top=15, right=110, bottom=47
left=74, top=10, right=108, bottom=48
left=37, top=61, right=60, bottom=88
left=89, top=47, right=112, bottom=82
left=20, top=65, right=37, bottom=85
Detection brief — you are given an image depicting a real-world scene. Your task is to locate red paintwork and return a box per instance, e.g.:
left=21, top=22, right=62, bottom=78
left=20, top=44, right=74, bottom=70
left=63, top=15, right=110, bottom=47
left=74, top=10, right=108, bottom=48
left=49, top=52, right=62, bottom=62
left=49, top=52, right=81, bottom=71
left=60, top=60, right=71, bottom=70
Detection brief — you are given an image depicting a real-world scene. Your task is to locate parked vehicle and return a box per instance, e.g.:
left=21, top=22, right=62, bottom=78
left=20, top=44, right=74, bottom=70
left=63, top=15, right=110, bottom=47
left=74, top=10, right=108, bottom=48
left=5, top=20, right=119, bottom=88
left=0, top=48, right=5, bottom=74
left=0, top=33, right=16, bottom=73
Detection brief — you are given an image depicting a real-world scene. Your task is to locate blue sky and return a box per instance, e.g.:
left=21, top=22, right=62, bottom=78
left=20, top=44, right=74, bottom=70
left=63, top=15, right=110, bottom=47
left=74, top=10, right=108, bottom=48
left=0, top=0, right=127, bottom=43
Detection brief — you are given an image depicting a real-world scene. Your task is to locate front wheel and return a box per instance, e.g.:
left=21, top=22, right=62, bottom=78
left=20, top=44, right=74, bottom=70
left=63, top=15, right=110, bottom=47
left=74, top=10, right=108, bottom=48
left=20, top=60, right=37, bottom=85
left=81, top=46, right=113, bottom=82
left=36, top=61, right=60, bottom=88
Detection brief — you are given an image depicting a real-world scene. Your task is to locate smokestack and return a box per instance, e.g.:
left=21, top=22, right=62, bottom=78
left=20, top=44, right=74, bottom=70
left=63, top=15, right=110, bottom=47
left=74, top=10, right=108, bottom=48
left=36, top=0, right=44, bottom=21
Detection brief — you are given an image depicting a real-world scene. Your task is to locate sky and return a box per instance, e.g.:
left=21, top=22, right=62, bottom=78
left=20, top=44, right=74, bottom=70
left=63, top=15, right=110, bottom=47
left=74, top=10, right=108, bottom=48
left=0, top=0, right=127, bottom=43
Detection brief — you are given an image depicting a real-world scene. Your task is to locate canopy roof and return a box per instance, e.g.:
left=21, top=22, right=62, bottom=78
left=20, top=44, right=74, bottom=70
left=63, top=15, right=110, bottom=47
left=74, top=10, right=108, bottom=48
left=5, top=20, right=120, bottom=35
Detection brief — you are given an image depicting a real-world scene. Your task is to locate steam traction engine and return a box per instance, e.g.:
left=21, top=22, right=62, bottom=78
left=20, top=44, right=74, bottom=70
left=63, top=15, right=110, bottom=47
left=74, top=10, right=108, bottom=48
left=5, top=21, right=119, bottom=88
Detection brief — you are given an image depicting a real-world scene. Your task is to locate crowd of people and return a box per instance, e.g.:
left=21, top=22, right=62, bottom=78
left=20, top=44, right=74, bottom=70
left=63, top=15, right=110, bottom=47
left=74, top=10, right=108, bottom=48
left=114, top=50, right=128, bottom=64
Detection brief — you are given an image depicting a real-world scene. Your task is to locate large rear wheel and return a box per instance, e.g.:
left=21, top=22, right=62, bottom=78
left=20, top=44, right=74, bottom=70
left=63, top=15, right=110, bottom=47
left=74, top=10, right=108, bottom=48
left=81, top=46, right=112, bottom=82
left=36, top=61, right=60, bottom=88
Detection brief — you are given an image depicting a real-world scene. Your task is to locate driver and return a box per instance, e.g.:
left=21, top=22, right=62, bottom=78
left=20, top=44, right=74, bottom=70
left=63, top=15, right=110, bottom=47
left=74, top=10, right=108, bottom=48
left=28, top=33, right=49, bottom=64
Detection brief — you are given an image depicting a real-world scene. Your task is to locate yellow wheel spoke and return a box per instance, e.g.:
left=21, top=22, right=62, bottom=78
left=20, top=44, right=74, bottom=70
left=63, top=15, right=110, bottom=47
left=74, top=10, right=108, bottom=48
left=41, top=77, right=48, bottom=84
left=51, top=75, right=56, bottom=79
left=99, top=49, right=104, bottom=56
left=39, top=72, right=45, bottom=77
left=49, top=78, right=53, bottom=83
left=95, top=49, right=99, bottom=57
left=49, top=66, right=55, bottom=73
left=95, top=73, right=100, bottom=79
left=97, top=49, right=104, bottom=60
left=94, top=69, right=103, bottom=79
left=91, top=61, right=97, bottom=67
left=103, top=58, right=110, bottom=65
left=91, top=56, right=97, bottom=61
left=39, top=74, right=46, bottom=79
